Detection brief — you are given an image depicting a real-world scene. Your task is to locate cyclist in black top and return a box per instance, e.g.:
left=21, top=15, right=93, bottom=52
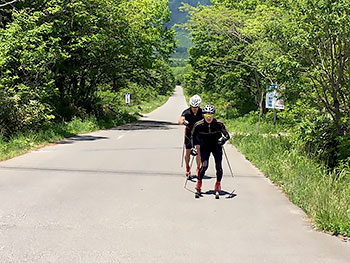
left=178, top=95, right=203, bottom=178
left=191, top=104, right=230, bottom=198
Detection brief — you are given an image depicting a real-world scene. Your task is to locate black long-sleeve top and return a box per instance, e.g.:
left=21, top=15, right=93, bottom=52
left=191, top=118, right=230, bottom=147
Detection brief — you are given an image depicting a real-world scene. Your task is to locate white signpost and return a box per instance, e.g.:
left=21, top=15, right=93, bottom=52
left=125, top=92, right=130, bottom=105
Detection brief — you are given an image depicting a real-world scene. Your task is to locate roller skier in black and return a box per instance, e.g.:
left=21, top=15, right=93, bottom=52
left=178, top=95, right=203, bottom=179
left=190, top=104, right=230, bottom=199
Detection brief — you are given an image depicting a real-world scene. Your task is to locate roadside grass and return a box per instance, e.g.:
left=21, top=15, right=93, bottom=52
left=226, top=115, right=350, bottom=237
left=0, top=94, right=170, bottom=162
left=224, top=112, right=290, bottom=135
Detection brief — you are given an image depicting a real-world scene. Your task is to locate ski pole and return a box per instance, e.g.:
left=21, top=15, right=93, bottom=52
left=186, top=155, right=195, bottom=181
left=222, top=146, right=236, bottom=199
left=181, top=132, right=191, bottom=168
left=223, top=146, right=234, bottom=178
left=181, top=144, right=185, bottom=168
left=189, top=153, right=195, bottom=169
left=184, top=155, right=195, bottom=190
left=184, top=170, right=190, bottom=189
left=183, top=176, right=196, bottom=193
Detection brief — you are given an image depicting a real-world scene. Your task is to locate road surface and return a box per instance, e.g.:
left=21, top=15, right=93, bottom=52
left=0, top=86, right=349, bottom=262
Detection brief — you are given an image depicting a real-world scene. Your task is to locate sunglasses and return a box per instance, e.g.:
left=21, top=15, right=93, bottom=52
left=204, top=113, right=214, bottom=117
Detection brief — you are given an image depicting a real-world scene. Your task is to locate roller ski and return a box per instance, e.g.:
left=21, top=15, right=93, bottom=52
left=215, top=182, right=221, bottom=199
left=195, top=180, right=202, bottom=198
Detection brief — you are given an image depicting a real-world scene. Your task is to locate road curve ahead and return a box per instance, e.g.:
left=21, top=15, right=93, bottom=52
left=0, top=86, right=349, bottom=262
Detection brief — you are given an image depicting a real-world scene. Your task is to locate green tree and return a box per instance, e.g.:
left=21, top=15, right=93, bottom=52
left=182, top=1, right=300, bottom=118
left=0, top=0, right=175, bottom=137
left=289, top=0, right=350, bottom=137
left=183, top=0, right=350, bottom=165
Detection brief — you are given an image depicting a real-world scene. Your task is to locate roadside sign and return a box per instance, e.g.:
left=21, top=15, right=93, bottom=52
left=266, top=85, right=285, bottom=110
left=266, top=91, right=275, bottom=109
left=125, top=92, right=130, bottom=104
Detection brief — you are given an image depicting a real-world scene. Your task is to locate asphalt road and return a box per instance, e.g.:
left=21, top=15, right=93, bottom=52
left=0, top=86, right=349, bottom=262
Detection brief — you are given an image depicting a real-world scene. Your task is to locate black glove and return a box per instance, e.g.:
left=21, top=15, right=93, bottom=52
left=190, top=147, right=198, bottom=156
left=218, top=136, right=227, bottom=145
left=183, top=120, right=189, bottom=126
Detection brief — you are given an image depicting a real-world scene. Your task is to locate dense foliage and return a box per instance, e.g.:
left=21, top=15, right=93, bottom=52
left=0, top=0, right=175, bottom=139
left=183, top=0, right=350, bottom=168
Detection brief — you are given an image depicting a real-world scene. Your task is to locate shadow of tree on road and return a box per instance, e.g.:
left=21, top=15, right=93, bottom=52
left=56, top=135, right=109, bottom=144
left=113, top=120, right=177, bottom=131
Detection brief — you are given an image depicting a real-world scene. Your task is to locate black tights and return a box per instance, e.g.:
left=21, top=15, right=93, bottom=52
left=198, top=145, right=223, bottom=182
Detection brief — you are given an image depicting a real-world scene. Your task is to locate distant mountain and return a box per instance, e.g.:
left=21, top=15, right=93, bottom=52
left=168, top=0, right=212, bottom=60
left=168, top=0, right=211, bottom=27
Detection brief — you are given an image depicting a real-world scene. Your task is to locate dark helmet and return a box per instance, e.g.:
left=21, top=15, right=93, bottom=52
left=202, top=104, right=216, bottom=114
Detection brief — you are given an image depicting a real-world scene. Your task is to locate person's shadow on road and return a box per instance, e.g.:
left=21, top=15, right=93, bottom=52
left=203, top=190, right=237, bottom=199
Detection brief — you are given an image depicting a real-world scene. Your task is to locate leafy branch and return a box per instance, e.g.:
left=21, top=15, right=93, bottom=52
left=0, top=0, right=21, bottom=8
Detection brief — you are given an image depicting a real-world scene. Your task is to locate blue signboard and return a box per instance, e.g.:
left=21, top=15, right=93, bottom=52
left=266, top=85, right=285, bottom=109
left=125, top=92, right=130, bottom=104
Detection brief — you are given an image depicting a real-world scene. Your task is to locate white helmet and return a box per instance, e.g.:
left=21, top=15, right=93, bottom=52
left=202, top=104, right=216, bottom=114
left=189, top=95, right=201, bottom=107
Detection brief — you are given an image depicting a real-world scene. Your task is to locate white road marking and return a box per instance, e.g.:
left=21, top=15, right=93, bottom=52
left=117, top=131, right=131, bottom=140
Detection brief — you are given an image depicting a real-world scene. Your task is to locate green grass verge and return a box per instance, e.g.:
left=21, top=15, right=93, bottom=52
left=0, top=94, right=170, bottom=162
left=225, top=115, right=350, bottom=237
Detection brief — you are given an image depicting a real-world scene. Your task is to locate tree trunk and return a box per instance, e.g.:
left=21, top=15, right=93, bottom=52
left=254, top=69, right=263, bottom=133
